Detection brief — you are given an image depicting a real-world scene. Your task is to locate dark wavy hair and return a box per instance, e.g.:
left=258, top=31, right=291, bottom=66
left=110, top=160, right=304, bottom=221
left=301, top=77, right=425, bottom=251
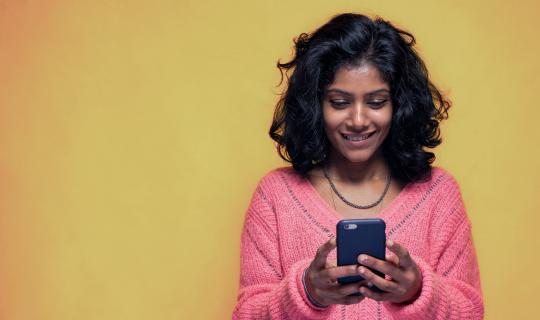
left=269, top=13, right=451, bottom=183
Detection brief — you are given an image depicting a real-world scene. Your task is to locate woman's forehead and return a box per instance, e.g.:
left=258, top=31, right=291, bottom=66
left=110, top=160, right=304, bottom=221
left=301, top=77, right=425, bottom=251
left=327, top=64, right=390, bottom=95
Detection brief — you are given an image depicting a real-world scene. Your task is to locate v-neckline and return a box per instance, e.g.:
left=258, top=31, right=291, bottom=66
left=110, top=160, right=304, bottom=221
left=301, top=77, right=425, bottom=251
left=300, top=173, right=412, bottom=223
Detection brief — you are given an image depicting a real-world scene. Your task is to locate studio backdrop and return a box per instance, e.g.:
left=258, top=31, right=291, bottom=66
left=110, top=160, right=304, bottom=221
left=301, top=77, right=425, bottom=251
left=0, top=0, right=539, bottom=319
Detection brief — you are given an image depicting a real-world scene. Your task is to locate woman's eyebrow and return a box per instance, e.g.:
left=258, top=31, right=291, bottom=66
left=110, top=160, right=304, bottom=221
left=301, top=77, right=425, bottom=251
left=325, top=88, right=390, bottom=96
left=365, top=89, right=390, bottom=96
left=325, top=88, right=353, bottom=96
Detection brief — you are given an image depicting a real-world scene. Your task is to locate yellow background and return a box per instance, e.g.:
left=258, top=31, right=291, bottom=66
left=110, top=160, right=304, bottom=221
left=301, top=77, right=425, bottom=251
left=1, top=0, right=539, bottom=319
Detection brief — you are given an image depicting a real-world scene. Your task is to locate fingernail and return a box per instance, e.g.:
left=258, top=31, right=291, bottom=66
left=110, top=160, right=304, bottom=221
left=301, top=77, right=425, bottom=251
left=387, top=240, right=394, bottom=247
left=368, top=282, right=373, bottom=287
left=359, top=254, right=367, bottom=262
left=360, top=287, right=367, bottom=294
left=358, top=266, right=365, bottom=274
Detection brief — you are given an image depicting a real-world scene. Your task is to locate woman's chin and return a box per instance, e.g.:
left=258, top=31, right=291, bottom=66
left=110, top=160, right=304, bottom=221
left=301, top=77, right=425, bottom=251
left=341, top=154, right=377, bottom=165
left=333, top=148, right=383, bottom=165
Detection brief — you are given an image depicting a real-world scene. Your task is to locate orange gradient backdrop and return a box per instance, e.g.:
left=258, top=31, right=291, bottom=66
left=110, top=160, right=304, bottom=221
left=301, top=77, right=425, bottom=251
left=1, top=1, right=539, bottom=319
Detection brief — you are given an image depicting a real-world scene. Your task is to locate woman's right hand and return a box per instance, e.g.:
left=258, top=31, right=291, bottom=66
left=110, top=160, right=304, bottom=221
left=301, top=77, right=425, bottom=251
left=304, top=238, right=366, bottom=307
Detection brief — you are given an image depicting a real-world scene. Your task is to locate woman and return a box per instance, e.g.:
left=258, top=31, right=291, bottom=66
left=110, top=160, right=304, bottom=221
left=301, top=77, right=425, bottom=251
left=233, top=13, right=483, bottom=319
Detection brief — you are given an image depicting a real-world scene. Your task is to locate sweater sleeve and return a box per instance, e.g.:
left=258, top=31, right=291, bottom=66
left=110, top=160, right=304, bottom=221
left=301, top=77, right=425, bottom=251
left=232, top=181, right=336, bottom=319
left=384, top=174, right=484, bottom=319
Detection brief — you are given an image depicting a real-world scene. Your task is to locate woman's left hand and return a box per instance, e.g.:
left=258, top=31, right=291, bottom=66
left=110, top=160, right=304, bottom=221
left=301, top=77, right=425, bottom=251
left=357, top=240, right=422, bottom=304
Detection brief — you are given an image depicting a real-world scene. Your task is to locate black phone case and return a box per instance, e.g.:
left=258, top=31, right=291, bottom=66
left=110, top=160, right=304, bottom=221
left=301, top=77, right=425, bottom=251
left=336, top=218, right=386, bottom=293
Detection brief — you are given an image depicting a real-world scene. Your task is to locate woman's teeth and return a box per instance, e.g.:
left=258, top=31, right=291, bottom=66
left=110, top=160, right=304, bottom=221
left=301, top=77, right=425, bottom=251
left=342, top=133, right=373, bottom=141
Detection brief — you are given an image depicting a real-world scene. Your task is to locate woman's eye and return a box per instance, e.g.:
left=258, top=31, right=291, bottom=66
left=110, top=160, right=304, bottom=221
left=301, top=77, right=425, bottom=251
left=330, top=100, right=350, bottom=108
left=367, top=100, right=387, bottom=108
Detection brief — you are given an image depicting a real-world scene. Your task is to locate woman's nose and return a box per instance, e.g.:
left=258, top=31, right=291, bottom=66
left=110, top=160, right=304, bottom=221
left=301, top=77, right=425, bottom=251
left=348, top=103, right=369, bottom=129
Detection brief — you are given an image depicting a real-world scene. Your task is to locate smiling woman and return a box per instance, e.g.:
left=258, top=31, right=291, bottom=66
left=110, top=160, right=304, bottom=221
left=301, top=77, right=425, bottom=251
left=232, top=13, right=483, bottom=319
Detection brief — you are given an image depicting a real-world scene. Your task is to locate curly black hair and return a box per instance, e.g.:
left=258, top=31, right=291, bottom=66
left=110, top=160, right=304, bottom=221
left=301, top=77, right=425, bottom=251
left=269, top=13, right=450, bottom=183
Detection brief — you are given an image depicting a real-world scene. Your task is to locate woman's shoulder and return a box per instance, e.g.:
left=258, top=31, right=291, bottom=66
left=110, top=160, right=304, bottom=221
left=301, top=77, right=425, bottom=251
left=258, top=166, right=300, bottom=184
left=421, top=167, right=470, bottom=227
left=414, top=166, right=460, bottom=187
left=254, top=166, right=304, bottom=192
left=404, top=166, right=462, bottom=199
left=249, top=166, right=304, bottom=207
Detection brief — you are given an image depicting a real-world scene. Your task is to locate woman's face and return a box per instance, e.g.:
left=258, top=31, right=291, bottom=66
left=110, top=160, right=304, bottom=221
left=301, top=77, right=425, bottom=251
left=322, top=64, right=393, bottom=165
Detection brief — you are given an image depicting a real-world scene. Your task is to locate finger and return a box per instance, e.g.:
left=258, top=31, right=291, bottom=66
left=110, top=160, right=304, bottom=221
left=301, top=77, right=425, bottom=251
left=357, top=266, right=400, bottom=293
left=359, top=286, right=391, bottom=302
left=358, top=254, right=401, bottom=281
left=340, top=294, right=365, bottom=305
left=387, top=240, right=413, bottom=268
left=331, top=282, right=365, bottom=297
left=312, top=238, right=336, bottom=270
left=316, top=280, right=367, bottom=305
left=324, top=265, right=361, bottom=283
left=385, top=253, right=400, bottom=266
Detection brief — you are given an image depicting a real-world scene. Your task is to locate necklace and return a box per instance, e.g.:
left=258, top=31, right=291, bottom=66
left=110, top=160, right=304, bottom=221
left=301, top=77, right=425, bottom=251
left=323, top=166, right=392, bottom=209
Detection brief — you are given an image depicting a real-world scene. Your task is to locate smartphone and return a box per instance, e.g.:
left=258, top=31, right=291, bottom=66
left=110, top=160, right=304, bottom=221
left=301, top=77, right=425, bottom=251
left=336, top=218, right=386, bottom=291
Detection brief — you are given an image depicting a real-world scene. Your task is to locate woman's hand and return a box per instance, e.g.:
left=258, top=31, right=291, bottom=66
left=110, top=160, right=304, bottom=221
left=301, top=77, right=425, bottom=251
left=304, top=238, right=366, bottom=307
left=357, top=240, right=422, bottom=304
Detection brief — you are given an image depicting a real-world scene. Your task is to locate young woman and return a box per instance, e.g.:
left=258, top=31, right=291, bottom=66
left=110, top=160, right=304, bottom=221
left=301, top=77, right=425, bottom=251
left=233, top=13, right=483, bottom=319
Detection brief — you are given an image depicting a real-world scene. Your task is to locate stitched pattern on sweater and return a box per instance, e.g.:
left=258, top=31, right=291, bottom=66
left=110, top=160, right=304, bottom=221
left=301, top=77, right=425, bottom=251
left=279, top=172, right=332, bottom=236
left=253, top=187, right=277, bottom=238
left=442, top=235, right=471, bottom=277
left=377, top=301, right=381, bottom=319
left=446, top=298, right=453, bottom=320
left=245, top=227, right=283, bottom=279
left=257, top=185, right=276, bottom=213
left=435, top=205, right=469, bottom=277
left=387, top=174, right=447, bottom=237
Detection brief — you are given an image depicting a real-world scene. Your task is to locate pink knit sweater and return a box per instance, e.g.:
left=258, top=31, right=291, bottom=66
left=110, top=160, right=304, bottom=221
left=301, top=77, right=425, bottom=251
left=232, top=167, right=483, bottom=319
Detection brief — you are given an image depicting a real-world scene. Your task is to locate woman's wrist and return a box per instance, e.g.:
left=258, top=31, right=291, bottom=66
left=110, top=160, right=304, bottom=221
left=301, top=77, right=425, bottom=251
left=302, top=268, right=329, bottom=309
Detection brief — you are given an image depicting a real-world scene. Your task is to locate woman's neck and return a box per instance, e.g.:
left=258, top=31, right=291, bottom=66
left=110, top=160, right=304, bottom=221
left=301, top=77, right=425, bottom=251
left=325, top=150, right=389, bottom=184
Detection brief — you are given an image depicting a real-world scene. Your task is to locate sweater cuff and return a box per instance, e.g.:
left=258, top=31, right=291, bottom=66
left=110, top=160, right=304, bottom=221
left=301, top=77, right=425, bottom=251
left=302, top=268, right=330, bottom=309
left=287, top=258, right=337, bottom=318
left=383, top=255, right=437, bottom=318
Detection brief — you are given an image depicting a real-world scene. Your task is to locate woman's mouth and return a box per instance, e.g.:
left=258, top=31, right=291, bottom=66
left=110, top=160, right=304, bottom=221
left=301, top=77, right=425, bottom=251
left=340, top=132, right=375, bottom=142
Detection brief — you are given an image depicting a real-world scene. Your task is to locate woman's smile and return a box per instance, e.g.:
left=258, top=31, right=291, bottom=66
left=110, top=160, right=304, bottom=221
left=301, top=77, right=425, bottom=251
left=340, top=131, right=376, bottom=144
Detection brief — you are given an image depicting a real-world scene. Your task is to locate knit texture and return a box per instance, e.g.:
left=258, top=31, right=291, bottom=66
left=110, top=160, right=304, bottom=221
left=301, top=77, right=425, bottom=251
left=232, top=167, right=484, bottom=319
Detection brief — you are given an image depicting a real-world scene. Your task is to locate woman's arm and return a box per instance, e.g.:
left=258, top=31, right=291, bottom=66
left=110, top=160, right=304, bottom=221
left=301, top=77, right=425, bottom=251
left=231, top=183, right=336, bottom=319
left=383, top=218, right=484, bottom=319
left=383, top=176, right=484, bottom=319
